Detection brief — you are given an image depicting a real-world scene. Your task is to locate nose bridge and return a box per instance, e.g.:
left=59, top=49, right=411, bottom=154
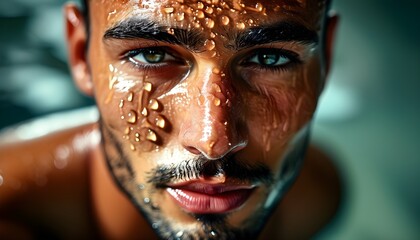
left=180, top=65, right=245, bottom=159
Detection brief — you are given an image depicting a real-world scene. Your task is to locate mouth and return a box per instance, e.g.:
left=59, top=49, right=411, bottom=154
left=166, top=181, right=255, bottom=214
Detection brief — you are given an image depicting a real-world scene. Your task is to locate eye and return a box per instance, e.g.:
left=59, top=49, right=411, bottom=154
left=127, top=48, right=178, bottom=65
left=247, top=49, right=293, bottom=67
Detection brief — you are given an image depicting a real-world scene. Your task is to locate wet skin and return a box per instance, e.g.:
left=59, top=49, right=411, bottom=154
left=0, top=0, right=340, bottom=239
left=72, top=0, right=336, bottom=239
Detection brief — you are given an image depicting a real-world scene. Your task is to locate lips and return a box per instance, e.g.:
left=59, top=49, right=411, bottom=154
left=166, top=182, right=255, bottom=214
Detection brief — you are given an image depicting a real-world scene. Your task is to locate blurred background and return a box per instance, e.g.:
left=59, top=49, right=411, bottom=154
left=0, top=0, right=419, bottom=239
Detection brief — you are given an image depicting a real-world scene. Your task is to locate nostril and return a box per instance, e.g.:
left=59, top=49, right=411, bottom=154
left=184, top=146, right=202, bottom=155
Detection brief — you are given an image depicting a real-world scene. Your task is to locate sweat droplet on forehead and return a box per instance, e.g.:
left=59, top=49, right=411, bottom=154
left=139, top=0, right=274, bottom=59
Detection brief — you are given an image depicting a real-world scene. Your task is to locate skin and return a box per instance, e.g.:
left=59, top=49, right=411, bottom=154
left=0, top=0, right=340, bottom=239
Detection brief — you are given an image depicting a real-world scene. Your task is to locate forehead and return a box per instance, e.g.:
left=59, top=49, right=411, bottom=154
left=89, top=0, right=327, bottom=32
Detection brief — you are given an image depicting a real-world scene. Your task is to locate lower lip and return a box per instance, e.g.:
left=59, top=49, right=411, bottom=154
left=166, top=187, right=254, bottom=214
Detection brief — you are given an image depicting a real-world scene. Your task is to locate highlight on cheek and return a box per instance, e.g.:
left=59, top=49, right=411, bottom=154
left=104, top=62, right=172, bottom=151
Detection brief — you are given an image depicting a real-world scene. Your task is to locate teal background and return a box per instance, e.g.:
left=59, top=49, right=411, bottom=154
left=0, top=0, right=419, bottom=239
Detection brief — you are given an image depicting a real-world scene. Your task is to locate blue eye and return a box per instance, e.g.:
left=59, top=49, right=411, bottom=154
left=248, top=49, right=292, bottom=67
left=128, top=48, right=176, bottom=65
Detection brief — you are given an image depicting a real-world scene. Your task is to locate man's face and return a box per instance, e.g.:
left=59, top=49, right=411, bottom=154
left=82, top=0, right=328, bottom=238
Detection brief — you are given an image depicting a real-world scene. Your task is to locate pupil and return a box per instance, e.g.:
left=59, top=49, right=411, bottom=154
left=144, top=50, right=165, bottom=63
left=259, top=53, right=279, bottom=65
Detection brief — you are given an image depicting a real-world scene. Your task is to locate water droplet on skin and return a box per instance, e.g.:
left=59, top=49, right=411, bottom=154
left=196, top=10, right=205, bottom=18
left=155, top=115, right=166, bottom=129
left=204, top=39, right=216, bottom=51
left=152, top=223, right=159, bottom=229
left=127, top=92, right=134, bottom=102
left=210, top=32, right=216, bottom=38
left=214, top=97, right=221, bottom=106
left=146, top=129, right=158, bottom=142
left=197, top=2, right=204, bottom=9
left=148, top=99, right=160, bottom=111
left=124, top=127, right=131, bottom=135
left=143, top=82, right=153, bottom=92
left=212, top=68, right=220, bottom=74
left=212, top=83, right=222, bottom=92
left=236, top=22, right=245, bottom=29
left=167, top=28, right=175, bottom=35
left=109, top=64, right=115, bottom=72
left=144, top=197, right=151, bottom=204
left=141, top=107, right=148, bottom=116
left=175, top=12, right=185, bottom=21
left=183, top=5, right=192, bottom=14
left=130, top=144, right=136, bottom=151
left=205, top=6, right=213, bottom=14
left=220, top=15, right=230, bottom=25
left=255, top=2, right=264, bottom=12
left=209, top=141, right=215, bottom=148
left=127, top=110, right=138, bottom=124
left=119, top=99, right=124, bottom=108
left=138, top=184, right=145, bottom=190
left=163, top=7, right=174, bottom=14
left=205, top=18, right=215, bottom=28
left=210, top=230, right=217, bottom=237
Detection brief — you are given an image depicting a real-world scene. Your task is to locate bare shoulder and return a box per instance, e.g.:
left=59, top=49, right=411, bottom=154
left=0, top=108, right=100, bottom=238
left=261, top=145, right=342, bottom=239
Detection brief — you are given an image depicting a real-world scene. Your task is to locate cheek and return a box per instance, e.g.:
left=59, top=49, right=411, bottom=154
left=243, top=62, right=321, bottom=155
left=94, top=63, right=179, bottom=153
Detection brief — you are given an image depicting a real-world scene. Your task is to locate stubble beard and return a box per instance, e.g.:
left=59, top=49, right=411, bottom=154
left=98, top=120, right=310, bottom=240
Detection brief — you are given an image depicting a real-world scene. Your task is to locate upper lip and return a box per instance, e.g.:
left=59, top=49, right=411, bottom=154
left=166, top=180, right=256, bottom=195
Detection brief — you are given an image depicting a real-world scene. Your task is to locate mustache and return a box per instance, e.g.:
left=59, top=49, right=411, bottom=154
left=147, top=155, right=274, bottom=187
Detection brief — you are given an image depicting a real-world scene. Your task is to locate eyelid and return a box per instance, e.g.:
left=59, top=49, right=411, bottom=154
left=243, top=48, right=301, bottom=64
left=122, top=46, right=186, bottom=66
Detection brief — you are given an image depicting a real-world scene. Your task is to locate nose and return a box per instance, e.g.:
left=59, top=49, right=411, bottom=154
left=179, top=67, right=247, bottom=160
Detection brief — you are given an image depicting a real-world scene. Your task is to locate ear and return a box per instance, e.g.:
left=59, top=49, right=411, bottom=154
left=324, top=12, right=339, bottom=77
left=65, top=4, right=93, bottom=96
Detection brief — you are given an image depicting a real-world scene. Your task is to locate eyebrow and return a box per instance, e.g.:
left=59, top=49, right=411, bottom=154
left=103, top=18, right=318, bottom=51
left=234, top=21, right=319, bottom=50
left=103, top=18, right=205, bottom=51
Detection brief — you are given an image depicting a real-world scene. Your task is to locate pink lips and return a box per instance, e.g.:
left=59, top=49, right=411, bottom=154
left=166, top=182, right=255, bottom=214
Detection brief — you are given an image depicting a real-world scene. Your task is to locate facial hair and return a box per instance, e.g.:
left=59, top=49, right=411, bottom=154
left=98, top=119, right=310, bottom=240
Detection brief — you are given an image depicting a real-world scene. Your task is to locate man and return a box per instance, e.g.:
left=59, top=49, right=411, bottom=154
left=0, top=0, right=340, bottom=239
